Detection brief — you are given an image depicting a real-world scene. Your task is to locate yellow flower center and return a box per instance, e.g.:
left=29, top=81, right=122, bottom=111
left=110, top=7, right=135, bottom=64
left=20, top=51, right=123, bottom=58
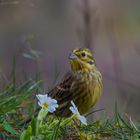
left=73, top=113, right=78, bottom=119
left=42, top=102, right=48, bottom=108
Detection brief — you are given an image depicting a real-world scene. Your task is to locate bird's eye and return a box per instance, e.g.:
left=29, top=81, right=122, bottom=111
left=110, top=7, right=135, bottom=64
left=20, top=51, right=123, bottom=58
left=81, top=52, right=86, bottom=57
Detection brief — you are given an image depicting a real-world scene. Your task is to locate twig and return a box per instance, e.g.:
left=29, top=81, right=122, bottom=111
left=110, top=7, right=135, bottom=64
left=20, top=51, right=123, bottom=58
left=85, top=108, right=104, bottom=117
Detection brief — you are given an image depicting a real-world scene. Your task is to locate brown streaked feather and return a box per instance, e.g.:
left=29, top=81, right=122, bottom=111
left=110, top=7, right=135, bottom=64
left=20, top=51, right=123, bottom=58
left=48, top=72, right=73, bottom=98
left=48, top=71, right=75, bottom=116
left=47, top=69, right=102, bottom=117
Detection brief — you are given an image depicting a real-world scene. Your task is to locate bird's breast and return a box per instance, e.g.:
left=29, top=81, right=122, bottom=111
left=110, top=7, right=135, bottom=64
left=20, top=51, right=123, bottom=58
left=72, top=71, right=102, bottom=115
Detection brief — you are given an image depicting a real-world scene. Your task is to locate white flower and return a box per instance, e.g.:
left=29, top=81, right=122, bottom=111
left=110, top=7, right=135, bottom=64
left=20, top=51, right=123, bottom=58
left=70, top=101, right=87, bottom=125
left=36, top=94, right=58, bottom=113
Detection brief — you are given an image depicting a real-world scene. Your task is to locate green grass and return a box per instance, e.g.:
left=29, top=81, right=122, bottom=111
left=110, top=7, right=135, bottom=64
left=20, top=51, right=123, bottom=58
left=0, top=53, right=140, bottom=140
left=0, top=79, right=42, bottom=139
left=0, top=79, right=140, bottom=140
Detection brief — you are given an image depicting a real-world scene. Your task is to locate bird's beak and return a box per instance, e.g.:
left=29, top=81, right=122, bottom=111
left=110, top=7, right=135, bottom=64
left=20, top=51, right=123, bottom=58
left=69, top=53, right=77, bottom=60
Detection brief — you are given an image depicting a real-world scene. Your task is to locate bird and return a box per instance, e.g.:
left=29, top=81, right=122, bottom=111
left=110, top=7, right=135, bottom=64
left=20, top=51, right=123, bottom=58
left=21, top=48, right=102, bottom=125
left=48, top=48, right=102, bottom=116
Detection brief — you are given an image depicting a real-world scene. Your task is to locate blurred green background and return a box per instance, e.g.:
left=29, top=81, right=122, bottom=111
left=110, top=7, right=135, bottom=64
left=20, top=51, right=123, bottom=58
left=0, top=0, right=140, bottom=120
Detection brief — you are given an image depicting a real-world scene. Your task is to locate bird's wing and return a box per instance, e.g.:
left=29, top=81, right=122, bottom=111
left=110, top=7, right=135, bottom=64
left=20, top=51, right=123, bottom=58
left=48, top=71, right=76, bottom=116
left=48, top=71, right=74, bottom=104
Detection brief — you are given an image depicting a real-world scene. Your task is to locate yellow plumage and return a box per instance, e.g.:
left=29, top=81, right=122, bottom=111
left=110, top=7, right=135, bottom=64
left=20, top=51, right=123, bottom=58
left=48, top=48, right=102, bottom=116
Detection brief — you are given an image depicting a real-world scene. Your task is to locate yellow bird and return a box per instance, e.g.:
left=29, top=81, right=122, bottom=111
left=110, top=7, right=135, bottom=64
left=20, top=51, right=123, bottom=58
left=48, top=48, right=102, bottom=116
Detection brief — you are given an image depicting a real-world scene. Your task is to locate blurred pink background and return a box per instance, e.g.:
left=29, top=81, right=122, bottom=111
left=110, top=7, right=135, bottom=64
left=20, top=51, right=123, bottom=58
left=0, top=0, right=140, bottom=119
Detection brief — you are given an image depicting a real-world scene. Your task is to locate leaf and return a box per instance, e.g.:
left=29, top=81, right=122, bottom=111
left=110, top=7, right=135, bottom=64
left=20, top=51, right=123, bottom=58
left=3, top=120, right=19, bottom=136
left=60, top=118, right=71, bottom=127
left=20, top=126, right=33, bottom=140
left=37, top=108, right=48, bottom=121
left=30, top=117, right=39, bottom=136
left=18, top=80, right=42, bottom=99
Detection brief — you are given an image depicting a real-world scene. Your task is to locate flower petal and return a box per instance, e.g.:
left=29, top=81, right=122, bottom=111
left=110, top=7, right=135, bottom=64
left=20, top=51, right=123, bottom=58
left=46, top=97, right=52, bottom=104
left=52, top=103, right=59, bottom=108
left=36, top=94, right=47, bottom=99
left=38, top=101, right=42, bottom=107
left=70, top=101, right=77, bottom=110
left=36, top=94, right=58, bottom=113
left=36, top=94, right=48, bottom=104
left=48, top=106, right=56, bottom=113
left=69, top=100, right=87, bottom=125
left=70, top=106, right=76, bottom=114
left=51, top=99, right=58, bottom=104
left=78, top=115, right=87, bottom=125
left=70, top=101, right=78, bottom=113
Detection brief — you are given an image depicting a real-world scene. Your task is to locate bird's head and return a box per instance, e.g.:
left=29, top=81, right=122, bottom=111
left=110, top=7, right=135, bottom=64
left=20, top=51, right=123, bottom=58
left=69, top=48, right=96, bottom=72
